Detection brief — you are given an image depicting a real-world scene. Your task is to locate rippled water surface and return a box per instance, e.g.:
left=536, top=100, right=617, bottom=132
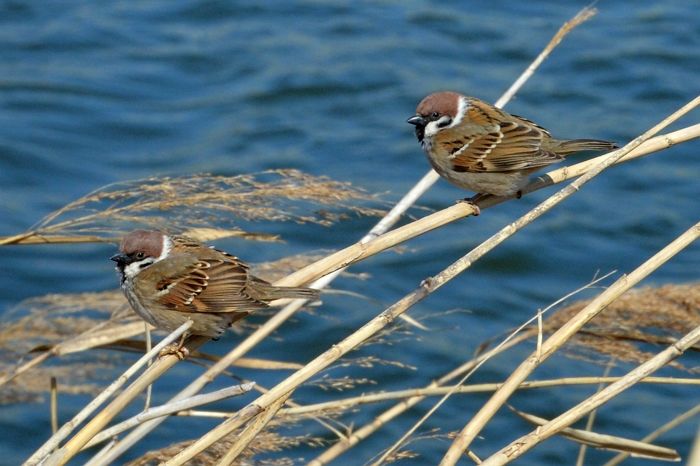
left=1, top=1, right=699, bottom=464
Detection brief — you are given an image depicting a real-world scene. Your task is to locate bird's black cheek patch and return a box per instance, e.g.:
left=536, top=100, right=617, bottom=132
left=415, top=127, right=425, bottom=142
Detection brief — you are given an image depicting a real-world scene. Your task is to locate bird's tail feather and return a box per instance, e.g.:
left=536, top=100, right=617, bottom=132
left=260, top=284, right=320, bottom=301
left=556, top=139, right=618, bottom=155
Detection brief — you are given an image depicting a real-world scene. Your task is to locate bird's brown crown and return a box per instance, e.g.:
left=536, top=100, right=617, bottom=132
left=415, top=91, right=461, bottom=118
left=119, top=230, right=164, bottom=258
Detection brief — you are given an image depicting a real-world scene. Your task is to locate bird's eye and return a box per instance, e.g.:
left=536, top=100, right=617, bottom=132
left=431, top=112, right=440, bottom=119
left=135, top=252, right=145, bottom=260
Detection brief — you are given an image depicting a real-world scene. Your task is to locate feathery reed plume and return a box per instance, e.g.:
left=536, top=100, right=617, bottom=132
left=545, top=282, right=700, bottom=370
left=0, top=169, right=382, bottom=246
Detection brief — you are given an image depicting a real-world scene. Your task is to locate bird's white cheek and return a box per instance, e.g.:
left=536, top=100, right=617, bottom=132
left=123, top=259, right=154, bottom=280
left=424, top=121, right=442, bottom=139
left=123, top=262, right=142, bottom=280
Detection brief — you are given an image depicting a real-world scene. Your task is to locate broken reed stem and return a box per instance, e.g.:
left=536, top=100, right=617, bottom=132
left=439, top=94, right=700, bottom=465
left=481, top=322, right=700, bottom=465
left=603, top=402, right=700, bottom=466
left=153, top=93, right=700, bottom=465
left=441, top=220, right=700, bottom=465
left=511, top=408, right=680, bottom=462
left=83, top=383, right=255, bottom=450
left=495, top=6, right=597, bottom=108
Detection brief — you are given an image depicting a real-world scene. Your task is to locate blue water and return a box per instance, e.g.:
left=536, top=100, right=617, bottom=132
left=1, top=1, right=699, bottom=464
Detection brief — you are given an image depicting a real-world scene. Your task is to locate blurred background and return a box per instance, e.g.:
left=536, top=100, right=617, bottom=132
left=0, top=1, right=698, bottom=464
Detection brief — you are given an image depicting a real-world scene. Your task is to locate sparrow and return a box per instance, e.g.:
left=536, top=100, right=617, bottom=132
left=407, top=91, right=617, bottom=202
left=111, top=230, right=319, bottom=356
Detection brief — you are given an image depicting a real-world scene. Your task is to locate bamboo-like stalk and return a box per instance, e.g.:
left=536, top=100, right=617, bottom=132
left=278, top=376, right=700, bottom=417
left=440, top=220, right=700, bottom=465
left=24, top=320, right=193, bottom=466
left=603, top=403, right=700, bottom=466
left=156, top=93, right=699, bottom=465
left=481, top=321, right=700, bottom=465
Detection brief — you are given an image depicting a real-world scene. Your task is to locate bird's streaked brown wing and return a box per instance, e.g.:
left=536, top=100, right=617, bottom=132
left=437, top=98, right=563, bottom=173
left=146, top=253, right=269, bottom=315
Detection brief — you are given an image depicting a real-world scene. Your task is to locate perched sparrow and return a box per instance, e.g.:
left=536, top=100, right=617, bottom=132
left=407, top=92, right=617, bottom=200
left=111, top=230, right=319, bottom=355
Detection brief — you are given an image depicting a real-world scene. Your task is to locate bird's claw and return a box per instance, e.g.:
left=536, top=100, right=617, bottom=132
left=159, top=343, right=190, bottom=360
left=457, top=197, right=481, bottom=216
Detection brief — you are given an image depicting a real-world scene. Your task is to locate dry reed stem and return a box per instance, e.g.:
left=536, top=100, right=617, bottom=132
left=481, top=320, right=700, bottom=465
left=602, top=402, right=700, bottom=466
left=24, top=320, right=193, bottom=465
left=278, top=376, right=700, bottom=417
left=214, top=391, right=292, bottom=465
left=511, top=407, right=679, bottom=461
left=83, top=383, right=255, bottom=450
left=158, top=93, right=699, bottom=465
left=495, top=6, right=597, bottom=107
left=441, top=220, right=700, bottom=465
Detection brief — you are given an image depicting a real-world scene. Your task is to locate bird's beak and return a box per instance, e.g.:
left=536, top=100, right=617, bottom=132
left=111, top=253, right=128, bottom=264
left=406, top=115, right=426, bottom=127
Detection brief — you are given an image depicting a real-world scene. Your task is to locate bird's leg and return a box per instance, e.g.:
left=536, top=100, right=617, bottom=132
left=457, top=193, right=484, bottom=216
left=516, top=190, right=523, bottom=199
left=158, top=332, right=190, bottom=360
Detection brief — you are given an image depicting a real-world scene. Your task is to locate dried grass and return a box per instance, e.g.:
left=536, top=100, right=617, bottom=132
left=125, top=427, right=324, bottom=466
left=0, top=169, right=382, bottom=245
left=546, top=283, right=700, bottom=370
